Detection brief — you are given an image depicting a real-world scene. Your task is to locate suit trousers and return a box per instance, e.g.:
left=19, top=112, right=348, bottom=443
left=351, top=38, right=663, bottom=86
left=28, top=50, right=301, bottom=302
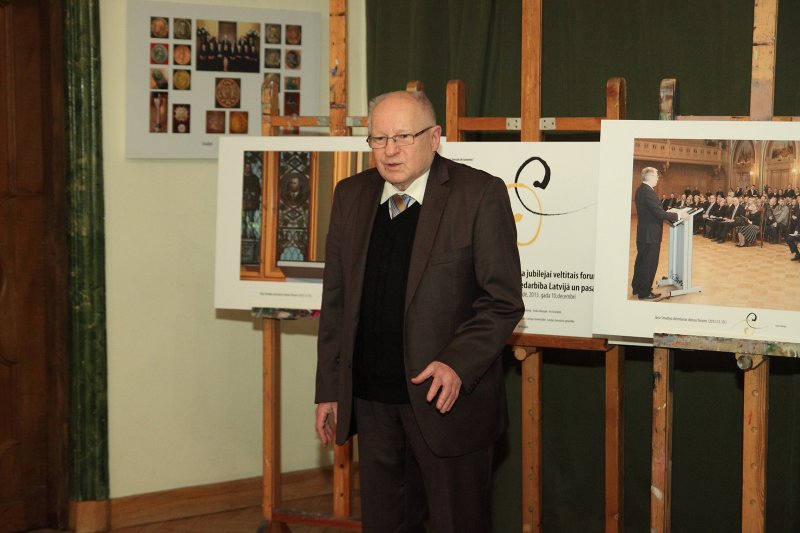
left=631, top=240, right=660, bottom=297
left=355, top=398, right=493, bottom=533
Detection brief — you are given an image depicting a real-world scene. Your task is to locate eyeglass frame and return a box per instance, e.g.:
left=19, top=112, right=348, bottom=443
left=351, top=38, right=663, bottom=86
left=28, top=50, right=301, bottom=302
left=366, top=125, right=435, bottom=149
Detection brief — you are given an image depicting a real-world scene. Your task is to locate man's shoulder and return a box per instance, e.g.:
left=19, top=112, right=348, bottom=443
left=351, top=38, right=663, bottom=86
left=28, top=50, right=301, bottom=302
left=635, top=183, right=651, bottom=199
left=337, top=167, right=381, bottom=191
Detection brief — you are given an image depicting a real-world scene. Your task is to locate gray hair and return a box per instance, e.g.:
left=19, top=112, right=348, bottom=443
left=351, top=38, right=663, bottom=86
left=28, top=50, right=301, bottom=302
left=641, top=166, right=658, bottom=182
left=367, top=90, right=437, bottom=132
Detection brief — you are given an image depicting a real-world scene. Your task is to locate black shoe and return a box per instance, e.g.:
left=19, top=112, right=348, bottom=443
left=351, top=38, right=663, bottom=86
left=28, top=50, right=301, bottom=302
left=638, top=292, right=661, bottom=300
left=792, top=254, right=800, bottom=261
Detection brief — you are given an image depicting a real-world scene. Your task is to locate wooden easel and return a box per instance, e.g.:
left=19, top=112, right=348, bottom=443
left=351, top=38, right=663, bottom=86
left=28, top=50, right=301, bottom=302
left=649, top=2, right=785, bottom=532
left=446, top=1, right=626, bottom=531
left=256, top=2, right=430, bottom=531
left=256, top=3, right=361, bottom=531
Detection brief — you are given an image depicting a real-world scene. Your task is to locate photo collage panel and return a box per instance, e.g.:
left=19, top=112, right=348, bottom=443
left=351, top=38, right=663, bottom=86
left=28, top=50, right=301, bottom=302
left=145, top=15, right=306, bottom=136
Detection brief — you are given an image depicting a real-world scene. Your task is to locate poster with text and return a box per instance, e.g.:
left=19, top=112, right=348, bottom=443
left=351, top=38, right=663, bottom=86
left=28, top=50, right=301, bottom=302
left=440, top=142, right=599, bottom=337
left=593, top=120, right=800, bottom=345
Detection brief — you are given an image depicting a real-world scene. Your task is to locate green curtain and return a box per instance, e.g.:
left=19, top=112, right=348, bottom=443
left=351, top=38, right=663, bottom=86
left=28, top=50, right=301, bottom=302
left=367, top=0, right=760, bottom=122
left=367, top=0, right=522, bottom=125
left=367, top=2, right=800, bottom=531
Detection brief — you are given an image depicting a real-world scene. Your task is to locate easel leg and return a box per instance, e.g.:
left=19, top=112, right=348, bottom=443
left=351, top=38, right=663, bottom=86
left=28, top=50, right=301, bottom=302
left=741, top=356, right=769, bottom=533
left=260, top=318, right=290, bottom=533
left=333, top=440, right=353, bottom=517
left=650, top=348, right=673, bottom=533
left=521, top=348, right=542, bottom=533
left=605, top=346, right=624, bottom=533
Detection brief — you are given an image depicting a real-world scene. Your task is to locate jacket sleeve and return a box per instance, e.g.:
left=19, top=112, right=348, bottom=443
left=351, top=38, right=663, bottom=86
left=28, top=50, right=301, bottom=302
left=436, top=177, right=524, bottom=393
left=643, top=187, right=679, bottom=224
left=315, top=184, right=345, bottom=403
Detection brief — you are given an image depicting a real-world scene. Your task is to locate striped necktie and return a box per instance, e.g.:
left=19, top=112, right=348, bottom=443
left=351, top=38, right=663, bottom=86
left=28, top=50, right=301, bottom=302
left=389, top=193, right=413, bottom=219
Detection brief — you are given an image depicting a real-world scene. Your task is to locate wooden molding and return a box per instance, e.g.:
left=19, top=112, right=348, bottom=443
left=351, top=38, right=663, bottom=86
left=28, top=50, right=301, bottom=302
left=111, top=477, right=261, bottom=529
left=69, top=500, right=110, bottom=533
left=107, top=466, right=352, bottom=530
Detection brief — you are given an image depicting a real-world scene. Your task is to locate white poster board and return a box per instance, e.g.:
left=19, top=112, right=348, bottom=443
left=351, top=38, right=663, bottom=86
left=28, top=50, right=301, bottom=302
left=126, top=0, right=321, bottom=159
left=440, top=142, right=599, bottom=337
left=593, top=120, right=800, bottom=345
left=215, top=137, right=600, bottom=338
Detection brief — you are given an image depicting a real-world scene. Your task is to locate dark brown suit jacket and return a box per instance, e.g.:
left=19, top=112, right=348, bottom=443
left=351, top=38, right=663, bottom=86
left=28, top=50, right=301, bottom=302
left=316, top=154, right=524, bottom=457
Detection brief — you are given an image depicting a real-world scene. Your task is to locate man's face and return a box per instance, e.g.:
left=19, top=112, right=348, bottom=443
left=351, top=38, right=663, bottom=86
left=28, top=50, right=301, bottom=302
left=289, top=177, right=300, bottom=192
left=770, top=197, right=777, bottom=206
left=369, top=94, right=441, bottom=190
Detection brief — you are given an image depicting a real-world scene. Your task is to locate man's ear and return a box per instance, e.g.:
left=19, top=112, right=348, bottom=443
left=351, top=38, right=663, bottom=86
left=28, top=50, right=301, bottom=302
left=430, top=125, right=442, bottom=151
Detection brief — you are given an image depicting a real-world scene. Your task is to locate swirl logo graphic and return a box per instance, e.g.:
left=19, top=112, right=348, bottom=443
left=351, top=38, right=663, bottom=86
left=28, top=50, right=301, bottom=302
left=734, top=312, right=766, bottom=336
left=509, top=156, right=595, bottom=247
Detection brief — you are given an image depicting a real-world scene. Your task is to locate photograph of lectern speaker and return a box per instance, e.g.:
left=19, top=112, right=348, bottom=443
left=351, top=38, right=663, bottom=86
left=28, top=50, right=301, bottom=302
left=628, top=136, right=800, bottom=312
left=594, top=121, right=800, bottom=343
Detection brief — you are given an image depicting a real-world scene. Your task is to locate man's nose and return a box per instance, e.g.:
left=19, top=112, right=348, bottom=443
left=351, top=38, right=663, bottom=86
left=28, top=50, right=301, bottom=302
left=384, top=138, right=401, bottom=156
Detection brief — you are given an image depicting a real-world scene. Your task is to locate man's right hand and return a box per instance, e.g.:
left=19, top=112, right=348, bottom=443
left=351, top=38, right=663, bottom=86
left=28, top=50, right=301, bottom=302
left=315, top=402, right=338, bottom=447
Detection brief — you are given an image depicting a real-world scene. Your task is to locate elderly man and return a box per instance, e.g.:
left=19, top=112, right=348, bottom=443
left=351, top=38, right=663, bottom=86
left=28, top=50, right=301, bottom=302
left=314, top=90, right=524, bottom=532
left=631, top=167, right=688, bottom=300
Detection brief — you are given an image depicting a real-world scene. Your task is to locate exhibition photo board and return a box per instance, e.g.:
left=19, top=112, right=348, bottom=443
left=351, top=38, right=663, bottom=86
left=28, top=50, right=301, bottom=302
left=215, top=136, right=600, bottom=338
left=126, top=0, right=321, bottom=158
left=593, top=120, right=800, bottom=345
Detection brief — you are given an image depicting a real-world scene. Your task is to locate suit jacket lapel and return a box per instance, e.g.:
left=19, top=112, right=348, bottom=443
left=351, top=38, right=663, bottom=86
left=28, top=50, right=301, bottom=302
left=405, top=155, right=450, bottom=311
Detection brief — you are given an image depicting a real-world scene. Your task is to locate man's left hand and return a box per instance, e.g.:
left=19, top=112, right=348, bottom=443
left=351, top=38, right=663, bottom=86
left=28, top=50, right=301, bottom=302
left=410, top=361, right=462, bottom=414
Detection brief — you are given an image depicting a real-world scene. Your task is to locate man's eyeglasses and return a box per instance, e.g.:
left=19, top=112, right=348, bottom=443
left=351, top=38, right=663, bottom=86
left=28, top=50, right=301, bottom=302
left=366, top=126, right=434, bottom=149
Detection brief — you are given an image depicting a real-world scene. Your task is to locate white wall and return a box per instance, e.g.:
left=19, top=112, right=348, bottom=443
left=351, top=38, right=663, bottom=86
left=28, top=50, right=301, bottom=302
left=102, top=0, right=368, bottom=498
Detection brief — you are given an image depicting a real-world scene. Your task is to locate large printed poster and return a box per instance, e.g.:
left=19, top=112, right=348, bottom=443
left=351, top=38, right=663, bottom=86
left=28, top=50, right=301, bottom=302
left=593, top=120, right=800, bottom=344
left=215, top=137, right=600, bottom=338
left=441, top=142, right=599, bottom=337
left=126, top=0, right=321, bottom=159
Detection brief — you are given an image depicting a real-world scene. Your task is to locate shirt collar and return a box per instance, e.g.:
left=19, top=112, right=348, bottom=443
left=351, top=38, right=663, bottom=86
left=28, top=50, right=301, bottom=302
left=380, top=169, right=430, bottom=205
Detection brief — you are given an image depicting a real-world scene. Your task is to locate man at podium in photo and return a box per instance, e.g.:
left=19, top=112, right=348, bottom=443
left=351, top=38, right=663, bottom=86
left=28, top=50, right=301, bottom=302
left=631, top=166, right=689, bottom=300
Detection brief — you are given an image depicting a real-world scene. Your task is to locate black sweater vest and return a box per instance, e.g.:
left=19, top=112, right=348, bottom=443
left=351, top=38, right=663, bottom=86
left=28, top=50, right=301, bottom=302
left=353, top=200, right=421, bottom=403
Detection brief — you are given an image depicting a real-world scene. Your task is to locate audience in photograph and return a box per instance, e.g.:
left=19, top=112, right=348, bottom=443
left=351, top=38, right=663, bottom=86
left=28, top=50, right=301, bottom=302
left=787, top=228, right=800, bottom=260
left=640, top=174, right=800, bottom=261
left=788, top=196, right=800, bottom=233
left=735, top=199, right=761, bottom=247
left=764, top=197, right=783, bottom=243
left=703, top=195, right=725, bottom=237
left=707, top=196, right=733, bottom=241
left=712, top=195, right=743, bottom=243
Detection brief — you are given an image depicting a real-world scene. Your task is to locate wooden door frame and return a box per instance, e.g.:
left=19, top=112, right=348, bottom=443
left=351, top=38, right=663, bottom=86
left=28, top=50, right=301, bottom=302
left=43, top=0, right=70, bottom=527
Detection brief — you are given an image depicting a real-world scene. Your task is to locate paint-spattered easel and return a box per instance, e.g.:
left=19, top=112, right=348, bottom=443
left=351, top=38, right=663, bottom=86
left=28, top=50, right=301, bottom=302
left=446, top=1, right=626, bottom=530
left=255, top=3, right=364, bottom=531
left=650, top=3, right=796, bottom=532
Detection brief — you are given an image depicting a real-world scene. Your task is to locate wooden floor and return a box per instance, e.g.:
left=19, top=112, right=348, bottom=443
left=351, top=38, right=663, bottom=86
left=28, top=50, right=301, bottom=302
left=628, top=217, right=800, bottom=309
left=32, top=496, right=359, bottom=533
